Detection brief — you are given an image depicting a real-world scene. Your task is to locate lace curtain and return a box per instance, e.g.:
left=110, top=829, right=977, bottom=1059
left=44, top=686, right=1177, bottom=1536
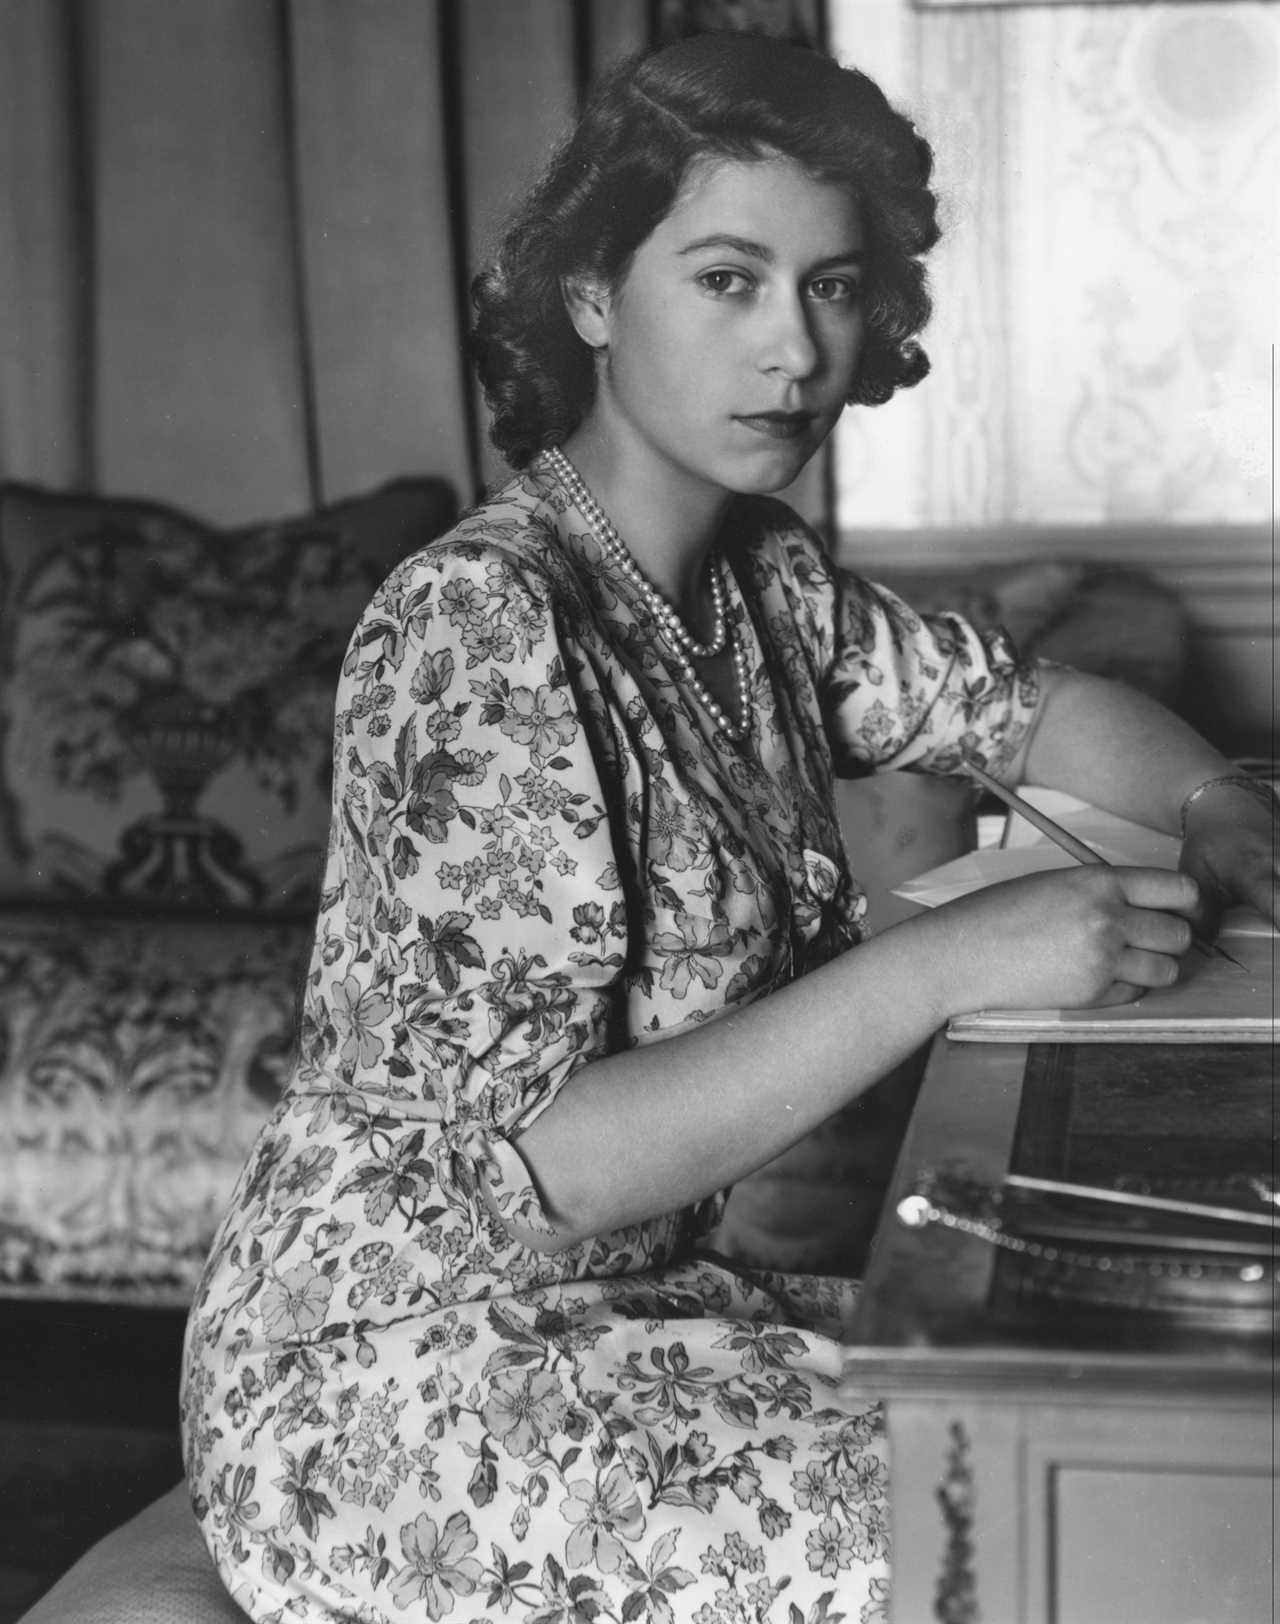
left=832, top=0, right=1278, bottom=533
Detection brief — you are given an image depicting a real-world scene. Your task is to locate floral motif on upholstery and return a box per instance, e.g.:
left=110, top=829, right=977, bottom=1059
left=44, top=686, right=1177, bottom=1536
left=0, top=911, right=308, bottom=1301
left=0, top=479, right=455, bottom=914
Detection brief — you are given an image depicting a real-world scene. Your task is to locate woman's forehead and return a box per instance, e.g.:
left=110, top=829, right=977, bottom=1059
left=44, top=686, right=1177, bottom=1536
left=656, top=153, right=864, bottom=255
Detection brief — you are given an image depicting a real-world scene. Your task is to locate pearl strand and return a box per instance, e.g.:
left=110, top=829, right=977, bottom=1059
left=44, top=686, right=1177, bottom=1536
left=544, top=447, right=754, bottom=743
left=544, top=446, right=725, bottom=657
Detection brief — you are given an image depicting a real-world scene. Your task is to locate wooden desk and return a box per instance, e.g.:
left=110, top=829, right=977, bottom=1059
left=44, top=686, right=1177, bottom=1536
left=843, top=1037, right=1278, bottom=1624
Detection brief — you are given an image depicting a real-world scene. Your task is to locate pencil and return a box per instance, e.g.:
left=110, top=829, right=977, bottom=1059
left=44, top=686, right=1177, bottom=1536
left=961, top=757, right=1106, bottom=866
left=957, top=753, right=1244, bottom=969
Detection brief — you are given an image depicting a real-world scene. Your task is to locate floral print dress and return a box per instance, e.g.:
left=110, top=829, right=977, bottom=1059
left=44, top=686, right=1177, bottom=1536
left=181, top=460, right=1039, bottom=1624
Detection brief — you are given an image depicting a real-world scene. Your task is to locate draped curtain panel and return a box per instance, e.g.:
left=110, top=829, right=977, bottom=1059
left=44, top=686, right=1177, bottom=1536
left=0, top=0, right=831, bottom=528
left=832, top=0, right=1278, bottom=531
left=0, top=0, right=636, bottom=521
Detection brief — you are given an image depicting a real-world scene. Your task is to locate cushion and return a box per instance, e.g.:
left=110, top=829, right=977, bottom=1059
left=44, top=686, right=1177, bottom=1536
left=1026, top=565, right=1189, bottom=702
left=876, top=557, right=1189, bottom=705
left=0, top=478, right=456, bottom=916
left=17, top=1482, right=246, bottom=1624
left=0, top=910, right=305, bottom=1303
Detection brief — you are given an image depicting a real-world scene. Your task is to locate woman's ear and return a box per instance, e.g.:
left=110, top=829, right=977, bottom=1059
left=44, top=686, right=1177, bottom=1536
left=561, top=274, right=612, bottom=349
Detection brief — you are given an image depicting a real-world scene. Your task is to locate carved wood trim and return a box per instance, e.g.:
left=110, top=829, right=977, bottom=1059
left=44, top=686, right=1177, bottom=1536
left=934, top=1418, right=981, bottom=1624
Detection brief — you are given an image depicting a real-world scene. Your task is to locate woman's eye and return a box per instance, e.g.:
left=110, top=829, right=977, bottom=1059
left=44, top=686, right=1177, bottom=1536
left=808, top=276, right=858, bottom=303
left=698, top=269, right=752, bottom=297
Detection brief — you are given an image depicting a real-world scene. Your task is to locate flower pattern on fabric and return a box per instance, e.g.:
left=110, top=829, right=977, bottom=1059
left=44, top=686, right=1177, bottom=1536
left=181, top=465, right=1040, bottom=1622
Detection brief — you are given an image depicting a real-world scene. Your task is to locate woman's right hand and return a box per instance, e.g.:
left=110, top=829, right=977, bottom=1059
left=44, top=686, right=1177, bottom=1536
left=929, top=865, right=1201, bottom=1014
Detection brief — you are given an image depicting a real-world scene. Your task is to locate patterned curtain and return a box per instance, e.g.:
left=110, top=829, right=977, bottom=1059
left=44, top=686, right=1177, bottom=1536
left=831, top=0, right=1278, bottom=533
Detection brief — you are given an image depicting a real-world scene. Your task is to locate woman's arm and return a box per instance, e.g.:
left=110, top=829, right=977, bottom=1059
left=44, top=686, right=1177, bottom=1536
left=1009, top=666, right=1278, bottom=931
left=510, top=853, right=1196, bottom=1247
left=1011, top=665, right=1233, bottom=829
left=516, top=666, right=1274, bottom=1249
left=513, top=620, right=1254, bottom=1249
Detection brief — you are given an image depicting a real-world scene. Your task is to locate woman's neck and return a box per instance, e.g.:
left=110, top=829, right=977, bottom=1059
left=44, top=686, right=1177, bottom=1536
left=559, top=427, right=730, bottom=616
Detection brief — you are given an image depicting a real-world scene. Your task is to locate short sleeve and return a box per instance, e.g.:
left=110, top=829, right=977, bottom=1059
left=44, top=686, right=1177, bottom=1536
left=777, top=529, right=1043, bottom=777
left=303, top=537, right=626, bottom=1245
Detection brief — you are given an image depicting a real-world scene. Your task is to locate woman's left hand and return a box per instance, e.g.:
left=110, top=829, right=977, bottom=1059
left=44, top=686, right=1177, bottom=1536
left=1178, top=779, right=1279, bottom=937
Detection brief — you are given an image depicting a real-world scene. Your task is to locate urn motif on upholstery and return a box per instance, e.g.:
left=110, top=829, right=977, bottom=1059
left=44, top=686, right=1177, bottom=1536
left=0, top=479, right=456, bottom=914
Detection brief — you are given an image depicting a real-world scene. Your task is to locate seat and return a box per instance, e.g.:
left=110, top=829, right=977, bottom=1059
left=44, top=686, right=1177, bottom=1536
left=17, top=1482, right=246, bottom=1624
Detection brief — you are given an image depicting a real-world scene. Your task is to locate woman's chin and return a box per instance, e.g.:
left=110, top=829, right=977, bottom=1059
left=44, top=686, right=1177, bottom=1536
left=728, top=448, right=820, bottom=496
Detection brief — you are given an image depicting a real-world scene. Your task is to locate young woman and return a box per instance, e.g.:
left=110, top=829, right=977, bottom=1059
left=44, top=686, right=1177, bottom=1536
left=181, top=32, right=1277, bottom=1622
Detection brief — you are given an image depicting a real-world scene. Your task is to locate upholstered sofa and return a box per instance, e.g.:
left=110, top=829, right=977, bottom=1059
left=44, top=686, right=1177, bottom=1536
left=0, top=476, right=459, bottom=1309
left=0, top=479, right=1193, bottom=1311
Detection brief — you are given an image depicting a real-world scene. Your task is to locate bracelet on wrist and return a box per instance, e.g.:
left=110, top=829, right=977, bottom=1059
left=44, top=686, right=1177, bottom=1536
left=1178, top=774, right=1277, bottom=839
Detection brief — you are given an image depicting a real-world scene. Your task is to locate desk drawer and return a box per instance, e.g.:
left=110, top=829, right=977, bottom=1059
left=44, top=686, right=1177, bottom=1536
left=1054, top=1464, right=1271, bottom=1624
left=884, top=1397, right=1277, bottom=1624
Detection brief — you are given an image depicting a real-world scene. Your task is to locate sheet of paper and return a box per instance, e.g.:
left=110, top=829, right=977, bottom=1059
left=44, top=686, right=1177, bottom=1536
left=893, top=788, right=1275, bottom=938
left=946, top=927, right=1278, bottom=1042
left=884, top=785, right=1278, bottom=1041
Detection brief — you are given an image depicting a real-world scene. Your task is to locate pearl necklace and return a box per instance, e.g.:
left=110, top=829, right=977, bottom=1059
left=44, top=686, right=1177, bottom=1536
left=544, top=446, right=725, bottom=657
left=543, top=447, right=754, bottom=743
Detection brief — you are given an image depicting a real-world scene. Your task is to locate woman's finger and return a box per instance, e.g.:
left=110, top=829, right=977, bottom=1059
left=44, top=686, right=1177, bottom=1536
left=1236, top=857, right=1280, bottom=929
left=1114, top=865, right=1201, bottom=916
left=1091, top=979, right=1146, bottom=1008
left=1112, top=946, right=1183, bottom=990
left=1123, top=906, right=1193, bottom=958
left=1182, top=848, right=1280, bottom=932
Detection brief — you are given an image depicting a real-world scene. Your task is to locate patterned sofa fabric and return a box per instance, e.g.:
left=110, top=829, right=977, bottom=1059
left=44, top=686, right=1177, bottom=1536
left=0, top=478, right=456, bottom=917
left=0, top=476, right=458, bottom=1304
left=0, top=909, right=310, bottom=1304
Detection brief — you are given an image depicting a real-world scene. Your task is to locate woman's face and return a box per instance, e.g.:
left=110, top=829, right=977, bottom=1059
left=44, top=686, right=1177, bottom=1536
left=576, top=155, right=866, bottom=501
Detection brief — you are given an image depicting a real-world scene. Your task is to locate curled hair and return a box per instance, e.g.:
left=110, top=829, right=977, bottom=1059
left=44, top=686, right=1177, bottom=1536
left=470, top=32, right=940, bottom=468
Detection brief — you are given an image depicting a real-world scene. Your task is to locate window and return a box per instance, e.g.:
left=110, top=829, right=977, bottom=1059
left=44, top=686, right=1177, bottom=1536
left=831, top=0, right=1277, bottom=534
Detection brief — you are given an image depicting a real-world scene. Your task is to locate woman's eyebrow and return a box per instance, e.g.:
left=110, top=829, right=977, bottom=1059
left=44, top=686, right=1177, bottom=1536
left=808, top=249, right=866, bottom=271
left=676, top=234, right=865, bottom=269
left=677, top=233, right=774, bottom=260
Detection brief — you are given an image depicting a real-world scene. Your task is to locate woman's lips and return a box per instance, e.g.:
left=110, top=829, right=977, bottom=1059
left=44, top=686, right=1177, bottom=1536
left=735, top=412, right=816, bottom=441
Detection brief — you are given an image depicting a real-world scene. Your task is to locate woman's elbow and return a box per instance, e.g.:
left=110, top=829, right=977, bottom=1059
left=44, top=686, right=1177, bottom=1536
left=505, top=1212, right=595, bottom=1255
left=479, top=1168, right=602, bottom=1256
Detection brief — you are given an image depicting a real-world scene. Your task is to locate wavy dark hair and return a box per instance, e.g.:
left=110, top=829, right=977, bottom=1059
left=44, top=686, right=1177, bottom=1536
left=470, top=32, right=940, bottom=469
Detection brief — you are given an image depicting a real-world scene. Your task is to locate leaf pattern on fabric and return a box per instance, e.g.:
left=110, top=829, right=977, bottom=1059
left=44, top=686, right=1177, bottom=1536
left=181, top=465, right=1039, bottom=1621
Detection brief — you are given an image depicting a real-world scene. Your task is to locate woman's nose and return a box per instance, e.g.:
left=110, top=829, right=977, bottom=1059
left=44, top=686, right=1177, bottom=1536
left=758, top=294, right=819, bottom=380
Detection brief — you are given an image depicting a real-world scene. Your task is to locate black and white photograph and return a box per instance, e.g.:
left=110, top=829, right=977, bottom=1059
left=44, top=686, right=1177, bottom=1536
left=1, top=3, right=1276, bottom=1621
